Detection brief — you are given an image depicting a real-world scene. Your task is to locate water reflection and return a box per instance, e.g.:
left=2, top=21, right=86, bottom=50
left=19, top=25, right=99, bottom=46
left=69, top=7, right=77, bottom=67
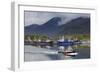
left=25, top=34, right=90, bottom=61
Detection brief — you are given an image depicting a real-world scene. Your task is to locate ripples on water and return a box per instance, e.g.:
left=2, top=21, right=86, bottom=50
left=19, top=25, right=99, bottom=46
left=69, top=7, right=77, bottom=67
left=24, top=43, right=90, bottom=62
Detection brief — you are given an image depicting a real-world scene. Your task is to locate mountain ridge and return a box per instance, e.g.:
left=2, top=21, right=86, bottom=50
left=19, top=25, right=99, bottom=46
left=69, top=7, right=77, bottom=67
left=24, top=17, right=90, bottom=38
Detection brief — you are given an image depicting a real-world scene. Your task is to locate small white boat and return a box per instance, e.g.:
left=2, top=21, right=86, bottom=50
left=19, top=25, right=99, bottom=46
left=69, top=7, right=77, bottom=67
left=67, top=52, right=78, bottom=56
left=58, top=50, right=78, bottom=56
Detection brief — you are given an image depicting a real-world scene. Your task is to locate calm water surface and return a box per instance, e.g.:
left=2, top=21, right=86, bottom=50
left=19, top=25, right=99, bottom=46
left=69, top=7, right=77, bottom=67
left=24, top=43, right=90, bottom=62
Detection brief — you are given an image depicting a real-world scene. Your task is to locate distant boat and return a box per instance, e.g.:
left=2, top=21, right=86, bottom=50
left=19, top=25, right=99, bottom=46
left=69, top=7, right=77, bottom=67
left=57, top=36, right=81, bottom=46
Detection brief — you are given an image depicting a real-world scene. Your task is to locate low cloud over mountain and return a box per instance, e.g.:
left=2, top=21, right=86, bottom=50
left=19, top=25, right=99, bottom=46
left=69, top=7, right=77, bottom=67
left=25, top=17, right=90, bottom=38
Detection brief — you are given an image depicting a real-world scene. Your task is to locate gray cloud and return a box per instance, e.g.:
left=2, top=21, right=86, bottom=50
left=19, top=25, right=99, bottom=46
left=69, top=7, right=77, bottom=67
left=24, top=11, right=90, bottom=26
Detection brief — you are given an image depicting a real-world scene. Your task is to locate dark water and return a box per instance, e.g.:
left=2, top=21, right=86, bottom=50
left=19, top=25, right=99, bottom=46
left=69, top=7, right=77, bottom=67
left=40, top=46, right=90, bottom=60
left=72, top=48, right=90, bottom=59
left=24, top=44, right=90, bottom=61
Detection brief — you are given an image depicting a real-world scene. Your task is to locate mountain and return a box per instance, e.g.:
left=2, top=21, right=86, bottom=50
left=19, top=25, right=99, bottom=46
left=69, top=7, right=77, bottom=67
left=24, top=17, right=61, bottom=36
left=24, top=17, right=90, bottom=38
left=25, top=24, right=40, bottom=34
left=59, top=17, right=90, bottom=35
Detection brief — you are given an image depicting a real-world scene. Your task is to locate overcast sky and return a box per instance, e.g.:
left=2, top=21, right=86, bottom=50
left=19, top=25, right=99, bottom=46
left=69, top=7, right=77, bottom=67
left=24, top=11, right=90, bottom=26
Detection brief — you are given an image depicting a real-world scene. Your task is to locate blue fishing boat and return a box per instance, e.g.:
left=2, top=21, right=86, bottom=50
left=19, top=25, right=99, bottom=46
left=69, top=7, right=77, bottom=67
left=57, top=36, right=81, bottom=46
